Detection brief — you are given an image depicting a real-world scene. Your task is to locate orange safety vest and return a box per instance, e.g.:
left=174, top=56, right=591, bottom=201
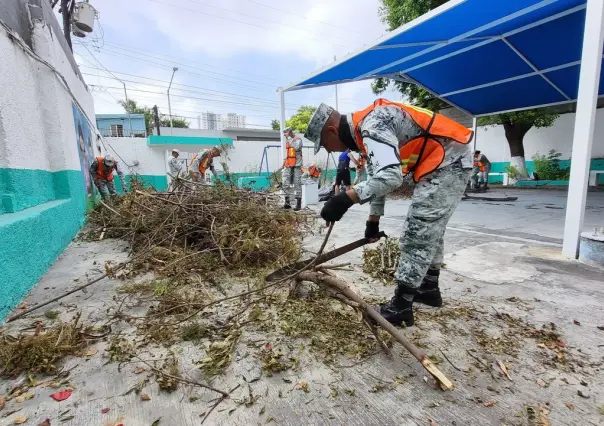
left=96, top=157, right=115, bottom=181
left=357, top=155, right=367, bottom=170
left=309, top=164, right=321, bottom=178
left=198, top=152, right=212, bottom=174
left=351, top=99, right=473, bottom=182
left=473, top=158, right=486, bottom=172
left=284, top=141, right=297, bottom=168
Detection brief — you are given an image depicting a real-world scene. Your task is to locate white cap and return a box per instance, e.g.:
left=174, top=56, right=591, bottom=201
left=172, top=148, right=180, bottom=154
left=103, top=154, right=115, bottom=167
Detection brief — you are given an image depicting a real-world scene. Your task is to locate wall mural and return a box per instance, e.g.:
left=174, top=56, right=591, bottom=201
left=72, top=103, right=95, bottom=196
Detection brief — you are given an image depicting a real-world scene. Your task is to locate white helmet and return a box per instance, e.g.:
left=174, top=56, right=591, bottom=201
left=104, top=154, right=115, bottom=167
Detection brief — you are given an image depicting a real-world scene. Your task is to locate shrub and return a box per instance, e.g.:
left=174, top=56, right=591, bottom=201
left=532, top=150, right=570, bottom=180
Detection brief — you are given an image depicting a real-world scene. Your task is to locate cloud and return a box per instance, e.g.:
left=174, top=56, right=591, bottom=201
left=94, top=0, right=385, bottom=66
left=77, top=0, right=391, bottom=125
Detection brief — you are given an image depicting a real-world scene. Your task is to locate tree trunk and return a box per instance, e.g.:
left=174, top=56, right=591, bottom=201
left=503, top=121, right=531, bottom=181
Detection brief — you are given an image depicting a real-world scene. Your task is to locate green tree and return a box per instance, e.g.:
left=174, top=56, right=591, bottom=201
left=478, top=110, right=558, bottom=178
left=118, top=99, right=154, bottom=134
left=160, top=116, right=190, bottom=128
left=271, top=119, right=281, bottom=131
left=374, top=0, right=560, bottom=179
left=286, top=106, right=316, bottom=133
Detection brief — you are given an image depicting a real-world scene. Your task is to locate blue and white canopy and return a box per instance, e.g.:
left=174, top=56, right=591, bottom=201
left=283, top=0, right=600, bottom=117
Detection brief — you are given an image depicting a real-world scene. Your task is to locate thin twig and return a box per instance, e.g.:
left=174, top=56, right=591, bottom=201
left=200, top=384, right=241, bottom=424
left=440, top=348, right=462, bottom=372
left=134, top=357, right=228, bottom=397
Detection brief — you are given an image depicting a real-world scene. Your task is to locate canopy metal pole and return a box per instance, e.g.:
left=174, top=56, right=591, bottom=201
left=334, top=55, right=339, bottom=110
left=562, top=0, right=604, bottom=258
left=472, top=117, right=478, bottom=151
left=278, top=88, right=286, bottom=166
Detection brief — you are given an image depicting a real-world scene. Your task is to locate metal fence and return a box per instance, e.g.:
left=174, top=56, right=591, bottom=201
left=99, top=127, right=147, bottom=138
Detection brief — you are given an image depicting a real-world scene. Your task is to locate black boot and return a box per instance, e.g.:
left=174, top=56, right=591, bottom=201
left=415, top=267, right=443, bottom=307
left=378, top=286, right=415, bottom=327
left=282, top=197, right=291, bottom=209
left=293, top=197, right=302, bottom=211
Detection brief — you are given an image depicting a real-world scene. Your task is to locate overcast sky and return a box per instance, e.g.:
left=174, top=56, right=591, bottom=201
left=72, top=0, right=392, bottom=129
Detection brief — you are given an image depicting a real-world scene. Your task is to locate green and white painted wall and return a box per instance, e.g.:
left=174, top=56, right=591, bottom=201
left=0, top=1, right=97, bottom=318
left=107, top=128, right=333, bottom=191
left=475, top=111, right=604, bottom=185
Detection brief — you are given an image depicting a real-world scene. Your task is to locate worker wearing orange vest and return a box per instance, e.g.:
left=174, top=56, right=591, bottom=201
left=471, top=150, right=491, bottom=190
left=353, top=152, right=368, bottom=185
left=302, top=163, right=322, bottom=181
left=282, top=127, right=303, bottom=210
left=89, top=154, right=127, bottom=199
left=191, top=147, right=220, bottom=183
left=305, top=100, right=473, bottom=327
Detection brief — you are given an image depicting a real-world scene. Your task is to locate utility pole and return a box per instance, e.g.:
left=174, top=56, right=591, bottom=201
left=334, top=55, right=339, bottom=110
left=167, top=67, right=178, bottom=134
left=80, top=44, right=133, bottom=136
left=122, top=83, right=133, bottom=136
left=153, top=105, right=161, bottom=136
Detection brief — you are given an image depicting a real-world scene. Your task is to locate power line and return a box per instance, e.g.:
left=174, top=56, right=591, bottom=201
left=100, top=45, right=274, bottom=88
left=178, top=0, right=362, bottom=43
left=243, top=0, right=365, bottom=36
left=100, top=41, right=280, bottom=82
left=75, top=44, right=359, bottom=104
left=91, top=84, right=300, bottom=111
left=91, top=86, right=286, bottom=117
left=77, top=45, right=280, bottom=93
left=143, top=0, right=349, bottom=49
left=80, top=69, right=307, bottom=109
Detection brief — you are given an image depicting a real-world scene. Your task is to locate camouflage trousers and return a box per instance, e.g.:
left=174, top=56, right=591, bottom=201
left=395, top=162, right=471, bottom=291
left=471, top=165, right=490, bottom=188
left=282, top=167, right=302, bottom=198
left=354, top=168, right=367, bottom=185
left=96, top=179, right=117, bottom=199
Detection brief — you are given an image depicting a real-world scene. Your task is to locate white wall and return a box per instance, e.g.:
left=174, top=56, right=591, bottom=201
left=475, top=110, right=604, bottom=163
left=0, top=19, right=95, bottom=173
left=105, top=138, right=167, bottom=176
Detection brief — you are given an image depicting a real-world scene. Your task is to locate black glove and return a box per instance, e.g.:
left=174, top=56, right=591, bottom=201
left=365, top=221, right=380, bottom=239
left=321, top=192, right=354, bottom=222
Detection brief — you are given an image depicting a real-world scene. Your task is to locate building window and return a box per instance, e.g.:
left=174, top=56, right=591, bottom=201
left=110, top=124, right=124, bottom=137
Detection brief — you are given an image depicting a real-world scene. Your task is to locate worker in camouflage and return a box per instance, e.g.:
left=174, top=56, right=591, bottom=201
left=305, top=100, right=473, bottom=327
left=470, top=150, right=491, bottom=190
left=282, top=127, right=304, bottom=210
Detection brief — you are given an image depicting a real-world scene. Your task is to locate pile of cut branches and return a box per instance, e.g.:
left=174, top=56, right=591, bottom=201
left=362, top=238, right=399, bottom=283
left=0, top=314, right=106, bottom=376
left=87, top=181, right=310, bottom=277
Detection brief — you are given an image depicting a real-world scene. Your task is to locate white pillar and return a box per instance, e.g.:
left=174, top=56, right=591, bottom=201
left=279, top=88, right=286, bottom=167
left=562, top=0, right=604, bottom=258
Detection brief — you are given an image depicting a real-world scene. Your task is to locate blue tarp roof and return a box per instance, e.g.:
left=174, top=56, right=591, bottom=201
left=283, top=0, right=601, bottom=116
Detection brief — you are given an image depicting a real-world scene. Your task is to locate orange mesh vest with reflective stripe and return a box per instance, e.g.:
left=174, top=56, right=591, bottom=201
left=96, top=157, right=115, bottom=182
left=358, top=155, right=366, bottom=170
left=284, top=141, right=297, bottom=168
left=473, top=158, right=486, bottom=172
left=351, top=99, right=473, bottom=182
left=198, top=152, right=212, bottom=174
left=309, top=164, right=320, bottom=178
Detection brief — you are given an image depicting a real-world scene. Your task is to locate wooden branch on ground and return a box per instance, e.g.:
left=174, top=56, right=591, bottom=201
left=297, top=271, right=455, bottom=391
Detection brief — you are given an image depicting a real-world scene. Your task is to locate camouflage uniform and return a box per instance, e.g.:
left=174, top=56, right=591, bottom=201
left=471, top=153, right=491, bottom=188
left=350, top=105, right=472, bottom=292
left=89, top=158, right=126, bottom=199
left=283, top=136, right=303, bottom=198
left=190, top=149, right=217, bottom=180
